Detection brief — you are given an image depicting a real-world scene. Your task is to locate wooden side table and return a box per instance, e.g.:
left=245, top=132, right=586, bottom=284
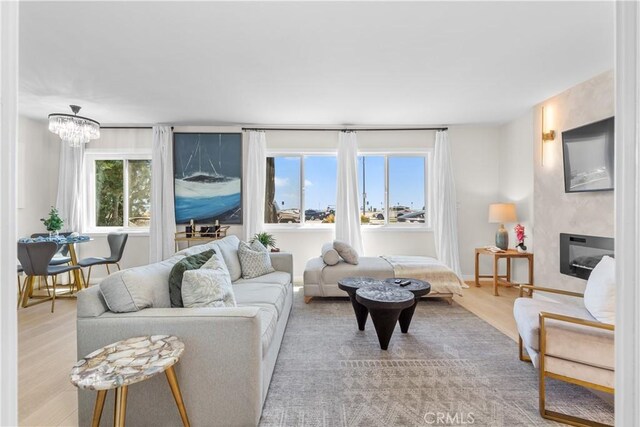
left=70, top=335, right=190, bottom=427
left=474, top=248, right=534, bottom=296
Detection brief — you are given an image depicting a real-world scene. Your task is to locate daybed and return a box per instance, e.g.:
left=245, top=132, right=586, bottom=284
left=76, top=235, right=292, bottom=427
left=304, top=254, right=464, bottom=303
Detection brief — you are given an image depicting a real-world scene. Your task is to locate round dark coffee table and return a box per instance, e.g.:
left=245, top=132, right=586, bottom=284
left=382, top=278, right=431, bottom=333
left=355, top=286, right=414, bottom=350
left=337, top=277, right=382, bottom=330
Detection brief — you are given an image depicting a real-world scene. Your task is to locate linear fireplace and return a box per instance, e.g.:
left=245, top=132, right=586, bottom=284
left=560, top=233, right=614, bottom=280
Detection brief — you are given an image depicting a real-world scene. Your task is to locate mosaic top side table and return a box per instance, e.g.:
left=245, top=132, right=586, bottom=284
left=70, top=335, right=190, bottom=427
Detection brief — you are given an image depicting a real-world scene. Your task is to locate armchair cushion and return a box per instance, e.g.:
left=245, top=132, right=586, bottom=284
left=513, top=297, right=596, bottom=351
left=584, top=255, right=616, bottom=325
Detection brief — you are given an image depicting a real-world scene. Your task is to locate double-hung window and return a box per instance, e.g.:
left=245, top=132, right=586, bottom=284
left=358, top=154, right=428, bottom=226
left=85, top=153, right=152, bottom=231
left=265, top=154, right=337, bottom=225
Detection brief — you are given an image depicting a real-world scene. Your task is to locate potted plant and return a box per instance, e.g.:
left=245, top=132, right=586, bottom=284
left=251, top=232, right=279, bottom=252
left=41, top=206, right=64, bottom=236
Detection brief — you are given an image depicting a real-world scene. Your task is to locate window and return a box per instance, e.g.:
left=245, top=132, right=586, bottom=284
left=358, top=156, right=385, bottom=224
left=89, top=156, right=152, bottom=230
left=388, top=156, right=426, bottom=224
left=304, top=156, right=337, bottom=223
left=359, top=154, right=427, bottom=226
left=265, top=155, right=337, bottom=225
left=265, top=153, right=428, bottom=227
left=266, top=157, right=301, bottom=224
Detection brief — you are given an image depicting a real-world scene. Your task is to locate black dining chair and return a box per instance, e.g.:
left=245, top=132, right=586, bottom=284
left=78, top=233, right=128, bottom=286
left=17, top=241, right=85, bottom=312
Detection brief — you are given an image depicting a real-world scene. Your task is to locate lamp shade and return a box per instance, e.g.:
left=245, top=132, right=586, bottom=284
left=488, top=203, right=517, bottom=223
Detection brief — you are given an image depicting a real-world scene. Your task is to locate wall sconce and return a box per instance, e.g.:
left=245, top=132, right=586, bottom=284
left=541, top=105, right=555, bottom=166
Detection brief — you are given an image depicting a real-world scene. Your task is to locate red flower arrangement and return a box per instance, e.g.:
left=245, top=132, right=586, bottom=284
left=514, top=224, right=527, bottom=250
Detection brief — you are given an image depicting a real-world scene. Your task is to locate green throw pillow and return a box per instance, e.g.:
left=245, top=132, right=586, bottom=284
left=169, top=249, right=215, bottom=307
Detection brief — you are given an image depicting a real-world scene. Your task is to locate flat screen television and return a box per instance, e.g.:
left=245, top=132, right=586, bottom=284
left=562, top=117, right=614, bottom=193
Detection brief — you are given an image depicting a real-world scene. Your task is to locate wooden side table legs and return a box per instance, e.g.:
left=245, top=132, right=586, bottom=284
left=90, top=367, right=190, bottom=427
left=166, top=366, right=191, bottom=427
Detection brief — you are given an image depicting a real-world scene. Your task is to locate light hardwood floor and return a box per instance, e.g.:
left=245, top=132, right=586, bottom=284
left=454, top=280, right=520, bottom=342
left=17, top=283, right=520, bottom=426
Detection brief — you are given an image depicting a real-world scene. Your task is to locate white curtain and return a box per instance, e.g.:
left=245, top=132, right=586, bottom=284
left=335, top=131, right=364, bottom=254
left=430, top=130, right=463, bottom=279
left=243, top=131, right=267, bottom=241
left=56, top=143, right=85, bottom=232
left=149, top=126, right=176, bottom=262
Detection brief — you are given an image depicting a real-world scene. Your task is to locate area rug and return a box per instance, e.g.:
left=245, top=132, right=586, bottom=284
left=259, top=289, right=614, bottom=426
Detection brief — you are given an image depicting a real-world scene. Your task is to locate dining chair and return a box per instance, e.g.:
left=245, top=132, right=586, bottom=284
left=30, top=232, right=72, bottom=265
left=78, top=233, right=128, bottom=286
left=17, top=265, right=24, bottom=307
left=17, top=241, right=85, bottom=312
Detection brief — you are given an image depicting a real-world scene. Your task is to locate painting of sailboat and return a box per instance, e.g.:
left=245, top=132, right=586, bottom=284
left=174, top=133, right=242, bottom=224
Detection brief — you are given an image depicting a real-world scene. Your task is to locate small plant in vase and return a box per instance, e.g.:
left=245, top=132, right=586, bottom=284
left=41, top=206, right=64, bottom=236
left=514, top=223, right=527, bottom=252
left=251, top=232, right=279, bottom=252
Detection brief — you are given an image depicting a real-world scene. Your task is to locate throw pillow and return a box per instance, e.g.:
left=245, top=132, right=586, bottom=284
left=321, top=242, right=340, bottom=266
left=584, top=255, right=616, bottom=324
left=213, top=235, right=243, bottom=282
left=99, top=254, right=184, bottom=313
left=238, top=240, right=275, bottom=279
left=333, top=240, right=359, bottom=265
left=181, top=253, right=236, bottom=308
left=168, top=249, right=215, bottom=307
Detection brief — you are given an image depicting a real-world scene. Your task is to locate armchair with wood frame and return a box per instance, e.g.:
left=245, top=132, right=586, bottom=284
left=513, top=284, right=614, bottom=427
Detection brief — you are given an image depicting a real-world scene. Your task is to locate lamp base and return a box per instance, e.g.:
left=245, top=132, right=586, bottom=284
left=495, top=224, right=509, bottom=250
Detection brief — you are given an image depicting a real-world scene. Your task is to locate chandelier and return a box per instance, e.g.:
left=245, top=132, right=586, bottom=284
left=48, top=105, right=100, bottom=147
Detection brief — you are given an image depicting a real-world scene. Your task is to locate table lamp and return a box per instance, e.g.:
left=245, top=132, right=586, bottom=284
left=488, top=203, right=517, bottom=250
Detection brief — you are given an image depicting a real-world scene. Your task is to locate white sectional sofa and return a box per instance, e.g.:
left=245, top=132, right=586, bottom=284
left=76, top=235, right=293, bottom=427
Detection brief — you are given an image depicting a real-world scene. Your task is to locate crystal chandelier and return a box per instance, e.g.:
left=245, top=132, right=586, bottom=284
left=48, top=105, right=100, bottom=147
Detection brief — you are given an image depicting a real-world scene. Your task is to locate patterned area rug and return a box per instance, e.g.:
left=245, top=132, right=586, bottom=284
left=260, top=290, right=614, bottom=427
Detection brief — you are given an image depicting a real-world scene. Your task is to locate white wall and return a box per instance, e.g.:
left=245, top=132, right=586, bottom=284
left=17, top=116, right=59, bottom=237
left=497, top=111, right=535, bottom=283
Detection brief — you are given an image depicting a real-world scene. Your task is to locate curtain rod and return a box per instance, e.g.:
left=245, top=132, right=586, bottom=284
left=241, top=127, right=448, bottom=132
left=100, top=126, right=153, bottom=130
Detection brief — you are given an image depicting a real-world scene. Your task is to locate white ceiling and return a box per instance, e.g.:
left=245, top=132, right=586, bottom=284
left=19, top=1, right=614, bottom=126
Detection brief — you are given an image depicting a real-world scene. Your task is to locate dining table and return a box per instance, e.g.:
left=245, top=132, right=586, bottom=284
left=18, top=234, right=92, bottom=307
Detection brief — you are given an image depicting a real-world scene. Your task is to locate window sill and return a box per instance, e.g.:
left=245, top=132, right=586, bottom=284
left=263, top=224, right=432, bottom=233
left=83, top=229, right=150, bottom=237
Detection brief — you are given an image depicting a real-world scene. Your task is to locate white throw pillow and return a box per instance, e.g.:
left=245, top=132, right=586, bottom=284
left=181, top=254, right=236, bottom=308
left=583, top=256, right=616, bottom=324
left=321, top=242, right=340, bottom=266
left=333, top=240, right=359, bottom=265
left=238, top=240, right=275, bottom=279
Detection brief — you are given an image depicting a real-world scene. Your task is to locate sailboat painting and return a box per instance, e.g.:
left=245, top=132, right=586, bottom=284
left=173, top=133, right=243, bottom=224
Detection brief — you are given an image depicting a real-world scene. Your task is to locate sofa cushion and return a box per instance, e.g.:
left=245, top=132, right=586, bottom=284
left=333, top=240, right=359, bottom=265
left=234, top=282, right=288, bottom=318
left=99, top=254, right=184, bottom=313
left=233, top=271, right=291, bottom=287
left=238, top=241, right=275, bottom=279
left=321, top=242, right=340, bottom=266
left=181, top=254, right=236, bottom=308
left=169, top=249, right=215, bottom=307
left=214, top=235, right=243, bottom=281
left=513, top=297, right=596, bottom=351
left=584, top=256, right=616, bottom=325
